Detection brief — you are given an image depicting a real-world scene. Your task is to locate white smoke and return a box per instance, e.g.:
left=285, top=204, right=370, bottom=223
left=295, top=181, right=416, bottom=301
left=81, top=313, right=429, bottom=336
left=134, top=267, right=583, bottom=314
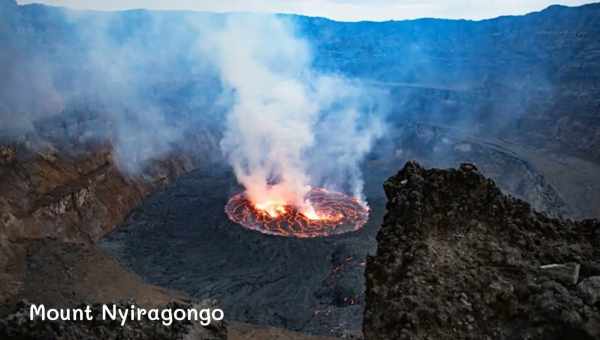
left=2, top=3, right=385, bottom=191
left=205, top=14, right=386, bottom=207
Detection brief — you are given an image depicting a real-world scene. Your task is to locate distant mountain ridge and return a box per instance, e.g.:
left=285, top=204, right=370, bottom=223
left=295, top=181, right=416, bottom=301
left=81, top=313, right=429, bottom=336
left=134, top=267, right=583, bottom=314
left=2, top=1, right=600, bottom=162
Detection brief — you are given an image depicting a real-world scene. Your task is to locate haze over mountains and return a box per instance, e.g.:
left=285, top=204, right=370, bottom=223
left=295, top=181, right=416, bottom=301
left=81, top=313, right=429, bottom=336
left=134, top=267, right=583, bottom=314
left=2, top=1, right=599, bottom=163
left=1, top=1, right=600, bottom=338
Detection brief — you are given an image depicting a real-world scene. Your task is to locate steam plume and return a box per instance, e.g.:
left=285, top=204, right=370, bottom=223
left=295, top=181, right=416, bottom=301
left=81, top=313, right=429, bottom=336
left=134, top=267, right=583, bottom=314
left=206, top=15, right=385, bottom=207
left=1, top=3, right=385, bottom=189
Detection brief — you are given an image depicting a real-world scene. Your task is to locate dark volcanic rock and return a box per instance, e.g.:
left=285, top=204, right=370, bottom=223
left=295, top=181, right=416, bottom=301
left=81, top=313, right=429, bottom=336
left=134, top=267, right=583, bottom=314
left=100, top=168, right=377, bottom=337
left=0, top=301, right=227, bottom=340
left=363, top=161, right=600, bottom=340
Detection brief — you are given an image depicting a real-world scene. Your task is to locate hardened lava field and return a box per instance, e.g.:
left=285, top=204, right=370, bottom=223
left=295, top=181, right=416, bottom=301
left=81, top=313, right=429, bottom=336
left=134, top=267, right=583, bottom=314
left=225, top=188, right=369, bottom=238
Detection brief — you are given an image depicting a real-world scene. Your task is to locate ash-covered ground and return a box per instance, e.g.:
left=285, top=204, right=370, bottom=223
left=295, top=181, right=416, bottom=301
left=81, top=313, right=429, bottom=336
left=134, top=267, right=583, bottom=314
left=100, top=125, right=573, bottom=336
left=101, top=166, right=379, bottom=337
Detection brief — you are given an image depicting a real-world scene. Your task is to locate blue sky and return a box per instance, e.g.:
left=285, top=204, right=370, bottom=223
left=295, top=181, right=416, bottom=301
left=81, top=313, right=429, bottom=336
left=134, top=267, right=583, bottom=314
left=17, top=0, right=594, bottom=21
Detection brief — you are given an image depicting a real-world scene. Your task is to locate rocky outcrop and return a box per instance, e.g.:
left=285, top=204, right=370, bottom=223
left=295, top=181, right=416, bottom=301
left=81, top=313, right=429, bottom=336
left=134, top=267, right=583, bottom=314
left=364, top=161, right=600, bottom=340
left=388, top=122, right=571, bottom=217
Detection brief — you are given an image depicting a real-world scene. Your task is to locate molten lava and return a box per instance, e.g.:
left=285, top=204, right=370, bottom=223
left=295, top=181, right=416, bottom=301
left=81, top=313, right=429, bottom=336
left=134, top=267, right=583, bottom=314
left=225, top=188, right=369, bottom=238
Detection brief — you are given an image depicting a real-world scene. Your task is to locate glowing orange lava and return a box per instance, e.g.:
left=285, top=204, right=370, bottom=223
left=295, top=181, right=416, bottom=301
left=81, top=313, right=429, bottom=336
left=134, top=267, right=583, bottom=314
left=225, top=188, right=369, bottom=238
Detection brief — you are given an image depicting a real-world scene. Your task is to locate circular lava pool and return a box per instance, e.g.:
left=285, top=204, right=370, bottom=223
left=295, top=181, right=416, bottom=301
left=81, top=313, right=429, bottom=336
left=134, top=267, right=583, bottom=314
left=225, top=188, right=369, bottom=238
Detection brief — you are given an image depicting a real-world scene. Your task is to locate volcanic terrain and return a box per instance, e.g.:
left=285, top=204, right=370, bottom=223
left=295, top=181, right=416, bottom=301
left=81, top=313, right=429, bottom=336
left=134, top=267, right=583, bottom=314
left=99, top=125, right=574, bottom=336
left=1, top=1, right=600, bottom=339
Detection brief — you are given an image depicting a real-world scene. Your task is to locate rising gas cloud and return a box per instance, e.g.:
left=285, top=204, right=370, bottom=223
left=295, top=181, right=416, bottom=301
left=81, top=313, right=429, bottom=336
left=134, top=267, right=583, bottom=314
left=1, top=2, right=386, bottom=194
left=204, top=15, right=386, bottom=208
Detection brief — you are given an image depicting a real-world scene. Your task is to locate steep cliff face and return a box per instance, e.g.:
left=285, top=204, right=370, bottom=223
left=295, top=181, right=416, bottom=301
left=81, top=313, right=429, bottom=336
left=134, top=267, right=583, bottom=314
left=364, top=162, right=600, bottom=340
left=0, top=138, right=206, bottom=306
left=300, top=3, right=600, bottom=163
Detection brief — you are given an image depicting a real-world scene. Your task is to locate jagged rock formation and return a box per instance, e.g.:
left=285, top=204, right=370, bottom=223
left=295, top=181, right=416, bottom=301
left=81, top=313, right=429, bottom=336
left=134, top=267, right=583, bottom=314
left=383, top=122, right=571, bottom=217
left=364, top=162, right=600, bottom=340
left=0, top=301, right=227, bottom=340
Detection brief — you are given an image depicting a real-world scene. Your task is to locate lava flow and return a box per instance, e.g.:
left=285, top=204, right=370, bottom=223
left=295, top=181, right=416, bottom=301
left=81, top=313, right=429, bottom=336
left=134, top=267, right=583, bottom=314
left=225, top=188, right=369, bottom=238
